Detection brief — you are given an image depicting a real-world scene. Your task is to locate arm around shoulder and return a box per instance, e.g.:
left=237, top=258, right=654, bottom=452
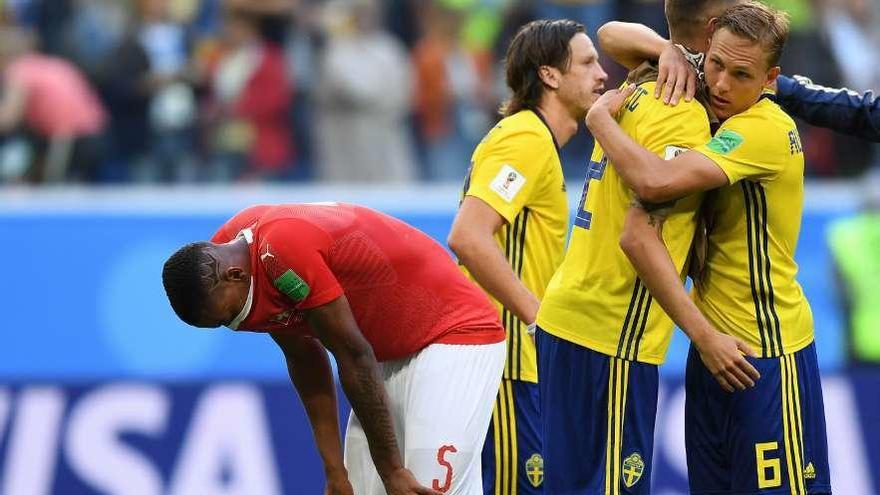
left=586, top=103, right=729, bottom=203
left=641, top=151, right=730, bottom=203
left=775, top=74, right=880, bottom=142
left=597, top=22, right=668, bottom=70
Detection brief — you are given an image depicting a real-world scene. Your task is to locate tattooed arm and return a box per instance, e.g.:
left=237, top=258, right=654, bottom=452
left=619, top=202, right=760, bottom=392
left=305, top=295, right=440, bottom=495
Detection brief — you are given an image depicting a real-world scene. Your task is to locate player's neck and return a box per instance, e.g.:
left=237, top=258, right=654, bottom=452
left=535, top=98, right=578, bottom=147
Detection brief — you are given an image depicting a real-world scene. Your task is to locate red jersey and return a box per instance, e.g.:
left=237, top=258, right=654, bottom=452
left=212, top=203, right=504, bottom=361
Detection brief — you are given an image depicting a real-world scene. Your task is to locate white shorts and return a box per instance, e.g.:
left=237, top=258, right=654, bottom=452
left=344, top=341, right=506, bottom=494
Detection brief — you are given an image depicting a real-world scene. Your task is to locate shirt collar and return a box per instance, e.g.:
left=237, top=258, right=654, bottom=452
left=676, top=43, right=705, bottom=70
left=226, top=228, right=254, bottom=330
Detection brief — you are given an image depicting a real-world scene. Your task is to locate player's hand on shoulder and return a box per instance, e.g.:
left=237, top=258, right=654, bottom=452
left=695, top=330, right=761, bottom=393
left=586, top=84, right=638, bottom=126
left=383, top=467, right=443, bottom=495
left=324, top=472, right=355, bottom=495
left=656, top=42, right=698, bottom=105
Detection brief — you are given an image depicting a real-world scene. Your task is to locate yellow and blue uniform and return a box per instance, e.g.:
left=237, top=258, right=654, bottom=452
left=686, top=96, right=831, bottom=495
left=535, top=78, right=712, bottom=494
left=460, top=108, right=569, bottom=494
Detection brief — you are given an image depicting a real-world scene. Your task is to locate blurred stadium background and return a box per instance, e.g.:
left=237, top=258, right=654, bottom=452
left=0, top=0, right=878, bottom=493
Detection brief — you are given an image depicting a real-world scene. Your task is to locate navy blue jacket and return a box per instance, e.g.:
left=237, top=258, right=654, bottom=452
left=772, top=75, right=880, bottom=142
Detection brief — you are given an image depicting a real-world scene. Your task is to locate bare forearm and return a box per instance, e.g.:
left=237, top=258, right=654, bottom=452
left=587, top=110, right=666, bottom=199
left=598, top=22, right=668, bottom=69
left=620, top=208, right=713, bottom=345
left=287, top=349, right=346, bottom=477
left=337, top=351, right=402, bottom=479
left=456, top=237, right=539, bottom=323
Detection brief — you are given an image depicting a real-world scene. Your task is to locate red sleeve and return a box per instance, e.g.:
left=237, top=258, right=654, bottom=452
left=258, top=219, right=343, bottom=310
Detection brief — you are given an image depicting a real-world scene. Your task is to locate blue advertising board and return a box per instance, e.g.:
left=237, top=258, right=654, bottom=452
left=1, top=377, right=877, bottom=494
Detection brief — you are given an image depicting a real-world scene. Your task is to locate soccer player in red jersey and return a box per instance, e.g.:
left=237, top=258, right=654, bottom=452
left=162, top=203, right=506, bottom=495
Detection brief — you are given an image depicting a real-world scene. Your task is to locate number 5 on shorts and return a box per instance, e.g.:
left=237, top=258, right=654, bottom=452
left=755, top=442, right=782, bottom=489
left=432, top=445, right=457, bottom=493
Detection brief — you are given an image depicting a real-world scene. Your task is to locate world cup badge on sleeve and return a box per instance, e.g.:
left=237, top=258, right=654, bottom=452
left=262, top=243, right=310, bottom=302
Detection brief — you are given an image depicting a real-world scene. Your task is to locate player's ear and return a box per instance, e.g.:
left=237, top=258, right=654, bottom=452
left=765, top=66, right=781, bottom=88
left=538, top=65, right=560, bottom=90
left=704, top=17, right=719, bottom=48
left=226, top=266, right=247, bottom=282
left=707, top=17, right=719, bottom=37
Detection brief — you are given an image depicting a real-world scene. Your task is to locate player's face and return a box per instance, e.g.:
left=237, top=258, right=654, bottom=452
left=195, top=276, right=249, bottom=328
left=703, top=28, right=780, bottom=120
left=558, top=33, right=608, bottom=119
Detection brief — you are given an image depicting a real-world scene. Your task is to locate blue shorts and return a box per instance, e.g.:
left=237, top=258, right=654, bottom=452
left=536, top=328, right=658, bottom=494
left=482, top=378, right=543, bottom=494
left=686, top=342, right=832, bottom=494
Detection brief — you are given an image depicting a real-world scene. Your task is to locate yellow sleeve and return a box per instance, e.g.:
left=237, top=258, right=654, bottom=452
left=693, top=107, right=789, bottom=184
left=465, top=128, right=553, bottom=223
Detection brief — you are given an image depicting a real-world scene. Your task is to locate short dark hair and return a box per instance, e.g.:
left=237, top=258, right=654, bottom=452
left=715, top=1, right=789, bottom=67
left=665, top=0, right=740, bottom=42
left=501, top=19, right=585, bottom=117
left=162, top=242, right=219, bottom=326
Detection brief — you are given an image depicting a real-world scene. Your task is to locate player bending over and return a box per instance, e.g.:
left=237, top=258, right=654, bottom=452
left=162, top=203, right=506, bottom=495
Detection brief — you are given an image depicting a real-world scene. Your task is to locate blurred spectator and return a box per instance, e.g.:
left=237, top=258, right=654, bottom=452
left=20, top=0, right=73, bottom=56
left=765, top=0, right=876, bottom=178
left=63, top=0, right=129, bottom=77
left=0, top=27, right=106, bottom=183
left=385, top=0, right=421, bottom=47
left=284, top=1, right=320, bottom=179
left=0, top=0, right=876, bottom=186
left=819, top=0, right=880, bottom=177
left=314, top=0, right=416, bottom=182
left=99, top=0, right=198, bottom=183
left=828, top=168, right=880, bottom=367
left=412, top=2, right=489, bottom=181
left=823, top=0, right=880, bottom=92
left=204, top=5, right=294, bottom=181
left=765, top=0, right=826, bottom=78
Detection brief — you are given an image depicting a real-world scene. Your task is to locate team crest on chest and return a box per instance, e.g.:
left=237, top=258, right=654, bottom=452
left=622, top=452, right=645, bottom=488
left=525, top=453, right=544, bottom=487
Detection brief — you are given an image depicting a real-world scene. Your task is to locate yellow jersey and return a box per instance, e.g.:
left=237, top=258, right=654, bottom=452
left=461, top=109, right=569, bottom=382
left=692, top=96, right=812, bottom=357
left=537, top=82, right=712, bottom=364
